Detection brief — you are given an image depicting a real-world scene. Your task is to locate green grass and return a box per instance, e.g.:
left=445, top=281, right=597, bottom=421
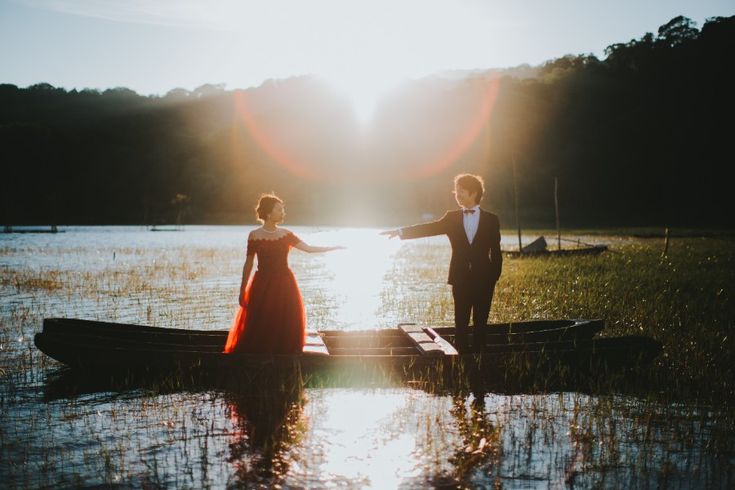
left=385, top=235, right=735, bottom=403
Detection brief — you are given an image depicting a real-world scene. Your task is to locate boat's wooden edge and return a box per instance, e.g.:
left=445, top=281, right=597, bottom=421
left=318, top=328, right=406, bottom=337
left=430, top=319, right=604, bottom=336
left=43, top=317, right=223, bottom=336
left=42, top=318, right=603, bottom=338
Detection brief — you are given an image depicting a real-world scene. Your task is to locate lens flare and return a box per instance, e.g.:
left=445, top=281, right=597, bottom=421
left=410, top=77, right=501, bottom=179
left=233, top=90, right=320, bottom=180
left=233, top=77, right=501, bottom=182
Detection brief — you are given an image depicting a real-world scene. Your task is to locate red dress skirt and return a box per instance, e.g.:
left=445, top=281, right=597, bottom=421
left=224, top=232, right=306, bottom=354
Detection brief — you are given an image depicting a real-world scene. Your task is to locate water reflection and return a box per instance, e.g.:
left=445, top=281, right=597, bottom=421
left=225, top=375, right=306, bottom=486
left=305, top=389, right=424, bottom=487
left=318, top=228, right=403, bottom=329
left=292, top=227, right=405, bottom=330
left=12, top=365, right=735, bottom=489
left=447, top=392, right=502, bottom=486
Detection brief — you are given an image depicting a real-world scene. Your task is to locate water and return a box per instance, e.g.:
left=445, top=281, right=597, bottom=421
left=1, top=226, right=731, bottom=488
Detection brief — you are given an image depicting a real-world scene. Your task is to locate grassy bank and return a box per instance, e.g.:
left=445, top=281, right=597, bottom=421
left=385, top=234, right=734, bottom=404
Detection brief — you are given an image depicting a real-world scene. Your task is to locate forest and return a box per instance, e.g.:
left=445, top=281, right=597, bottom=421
left=1, top=15, right=733, bottom=227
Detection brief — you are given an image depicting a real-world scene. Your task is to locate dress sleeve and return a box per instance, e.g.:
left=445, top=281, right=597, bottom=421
left=246, top=239, right=257, bottom=256
left=286, top=232, right=301, bottom=247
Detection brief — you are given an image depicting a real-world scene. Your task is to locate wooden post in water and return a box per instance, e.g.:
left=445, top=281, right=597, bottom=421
left=662, top=227, right=670, bottom=257
left=512, top=154, right=522, bottom=254
left=554, top=177, right=561, bottom=251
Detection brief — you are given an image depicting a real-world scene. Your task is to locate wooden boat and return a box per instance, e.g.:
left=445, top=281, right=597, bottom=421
left=3, top=225, right=61, bottom=234
left=149, top=226, right=183, bottom=232
left=34, top=318, right=661, bottom=383
left=504, top=236, right=608, bottom=258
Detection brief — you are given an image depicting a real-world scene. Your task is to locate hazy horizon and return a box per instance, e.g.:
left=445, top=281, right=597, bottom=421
left=2, top=0, right=732, bottom=119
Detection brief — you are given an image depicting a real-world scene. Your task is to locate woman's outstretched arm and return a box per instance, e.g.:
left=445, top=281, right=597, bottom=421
left=293, top=241, right=344, bottom=254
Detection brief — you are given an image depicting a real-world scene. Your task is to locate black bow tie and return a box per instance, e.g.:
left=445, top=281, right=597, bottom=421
left=463, top=209, right=476, bottom=215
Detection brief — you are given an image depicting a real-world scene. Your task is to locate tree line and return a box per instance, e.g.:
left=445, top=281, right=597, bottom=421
left=1, top=15, right=733, bottom=227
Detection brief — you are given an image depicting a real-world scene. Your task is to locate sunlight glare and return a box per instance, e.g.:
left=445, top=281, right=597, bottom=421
left=306, top=390, right=421, bottom=487
left=321, top=73, right=404, bottom=123
left=314, top=228, right=403, bottom=328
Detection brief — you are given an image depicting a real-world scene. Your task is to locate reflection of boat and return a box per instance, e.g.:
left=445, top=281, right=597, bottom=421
left=504, top=236, right=608, bottom=258
left=35, top=318, right=661, bottom=384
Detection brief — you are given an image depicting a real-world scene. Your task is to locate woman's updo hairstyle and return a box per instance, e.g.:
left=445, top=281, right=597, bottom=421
left=255, top=194, right=283, bottom=222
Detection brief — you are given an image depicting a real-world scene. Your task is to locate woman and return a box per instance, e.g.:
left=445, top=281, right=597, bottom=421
left=224, top=194, right=342, bottom=354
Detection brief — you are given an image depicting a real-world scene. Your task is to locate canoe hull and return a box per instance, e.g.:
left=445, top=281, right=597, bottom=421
left=505, top=245, right=608, bottom=258
left=34, top=317, right=661, bottom=389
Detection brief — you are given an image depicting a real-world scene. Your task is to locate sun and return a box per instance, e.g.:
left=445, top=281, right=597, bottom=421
left=320, top=72, right=405, bottom=124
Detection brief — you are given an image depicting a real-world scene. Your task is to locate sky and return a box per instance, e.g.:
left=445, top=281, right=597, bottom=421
left=1, top=0, right=733, bottom=111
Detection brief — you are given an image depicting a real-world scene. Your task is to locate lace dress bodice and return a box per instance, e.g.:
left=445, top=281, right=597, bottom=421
left=246, top=232, right=300, bottom=274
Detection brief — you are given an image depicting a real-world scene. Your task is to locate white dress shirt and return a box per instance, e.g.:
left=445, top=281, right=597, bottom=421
left=462, top=205, right=480, bottom=244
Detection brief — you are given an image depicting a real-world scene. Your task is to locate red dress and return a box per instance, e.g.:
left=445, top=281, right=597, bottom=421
left=224, top=232, right=306, bottom=354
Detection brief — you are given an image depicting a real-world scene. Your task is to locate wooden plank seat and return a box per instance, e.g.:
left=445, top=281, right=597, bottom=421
left=303, top=332, right=329, bottom=356
left=398, top=324, right=444, bottom=356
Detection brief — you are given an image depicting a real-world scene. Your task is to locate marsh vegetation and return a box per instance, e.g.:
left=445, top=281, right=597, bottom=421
left=1, top=226, right=733, bottom=487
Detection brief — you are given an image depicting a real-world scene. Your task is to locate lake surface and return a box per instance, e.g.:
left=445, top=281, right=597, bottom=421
left=1, top=226, right=731, bottom=488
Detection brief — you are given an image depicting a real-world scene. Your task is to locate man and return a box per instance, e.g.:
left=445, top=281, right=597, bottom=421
left=381, top=174, right=502, bottom=352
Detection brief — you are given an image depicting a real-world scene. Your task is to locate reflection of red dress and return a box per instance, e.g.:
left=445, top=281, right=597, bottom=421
left=224, top=232, right=306, bottom=354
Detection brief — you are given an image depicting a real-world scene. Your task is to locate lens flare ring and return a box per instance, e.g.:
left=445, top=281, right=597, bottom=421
left=234, top=78, right=501, bottom=181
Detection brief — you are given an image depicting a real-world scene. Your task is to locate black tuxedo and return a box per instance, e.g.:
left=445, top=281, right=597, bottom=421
left=400, top=208, right=502, bottom=351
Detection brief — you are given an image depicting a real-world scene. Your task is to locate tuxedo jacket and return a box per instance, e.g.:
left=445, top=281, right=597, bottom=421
left=400, top=209, right=502, bottom=288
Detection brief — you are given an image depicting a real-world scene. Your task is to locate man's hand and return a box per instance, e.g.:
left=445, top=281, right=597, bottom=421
left=380, top=229, right=400, bottom=239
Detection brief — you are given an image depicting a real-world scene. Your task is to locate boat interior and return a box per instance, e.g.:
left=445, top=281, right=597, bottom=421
left=306, top=324, right=458, bottom=357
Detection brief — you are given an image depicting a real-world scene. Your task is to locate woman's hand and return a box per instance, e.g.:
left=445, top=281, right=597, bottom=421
left=238, top=289, right=248, bottom=308
left=293, top=242, right=345, bottom=253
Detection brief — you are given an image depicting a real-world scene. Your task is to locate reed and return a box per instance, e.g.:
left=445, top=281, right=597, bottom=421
left=0, top=231, right=733, bottom=487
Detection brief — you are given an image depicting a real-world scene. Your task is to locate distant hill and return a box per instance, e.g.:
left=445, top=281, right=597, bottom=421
left=1, top=15, right=733, bottom=227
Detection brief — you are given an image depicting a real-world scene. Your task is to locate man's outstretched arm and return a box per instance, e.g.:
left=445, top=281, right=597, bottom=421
left=381, top=212, right=450, bottom=240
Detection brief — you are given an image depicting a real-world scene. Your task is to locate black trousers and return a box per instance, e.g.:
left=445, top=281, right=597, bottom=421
left=452, top=282, right=496, bottom=351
